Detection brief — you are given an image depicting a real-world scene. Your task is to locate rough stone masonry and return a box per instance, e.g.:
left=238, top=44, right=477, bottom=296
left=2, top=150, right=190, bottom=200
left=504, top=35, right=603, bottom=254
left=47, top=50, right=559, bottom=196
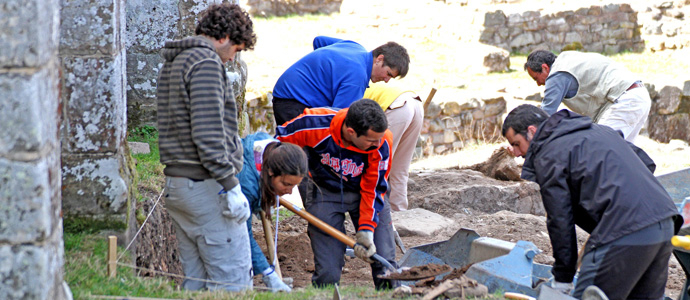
left=0, top=0, right=70, bottom=299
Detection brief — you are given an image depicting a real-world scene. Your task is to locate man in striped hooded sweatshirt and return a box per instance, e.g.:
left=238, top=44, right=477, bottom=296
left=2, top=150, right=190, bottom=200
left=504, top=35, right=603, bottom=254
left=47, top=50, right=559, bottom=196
left=156, top=3, right=256, bottom=292
left=275, top=99, right=399, bottom=290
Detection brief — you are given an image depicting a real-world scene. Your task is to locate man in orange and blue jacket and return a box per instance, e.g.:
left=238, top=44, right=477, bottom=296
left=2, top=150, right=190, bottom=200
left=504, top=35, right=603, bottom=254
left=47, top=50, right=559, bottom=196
left=275, top=99, right=399, bottom=289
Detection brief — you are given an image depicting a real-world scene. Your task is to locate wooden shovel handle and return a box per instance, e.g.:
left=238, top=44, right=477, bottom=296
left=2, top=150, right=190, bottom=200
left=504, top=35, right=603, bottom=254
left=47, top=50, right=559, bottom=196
left=278, top=197, right=356, bottom=247
left=260, top=211, right=282, bottom=278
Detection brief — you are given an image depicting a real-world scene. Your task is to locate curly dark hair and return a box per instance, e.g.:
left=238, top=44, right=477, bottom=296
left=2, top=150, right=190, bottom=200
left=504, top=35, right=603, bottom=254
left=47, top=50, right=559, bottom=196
left=195, top=3, right=257, bottom=50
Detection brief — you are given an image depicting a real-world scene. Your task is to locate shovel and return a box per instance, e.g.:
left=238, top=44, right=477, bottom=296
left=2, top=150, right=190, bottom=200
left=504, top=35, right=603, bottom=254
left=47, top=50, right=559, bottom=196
left=277, top=196, right=399, bottom=272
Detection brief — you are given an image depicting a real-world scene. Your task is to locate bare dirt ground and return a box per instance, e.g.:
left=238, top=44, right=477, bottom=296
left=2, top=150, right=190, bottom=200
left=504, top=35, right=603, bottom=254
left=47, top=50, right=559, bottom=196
left=136, top=0, right=690, bottom=298
left=253, top=165, right=685, bottom=298
left=240, top=0, right=690, bottom=298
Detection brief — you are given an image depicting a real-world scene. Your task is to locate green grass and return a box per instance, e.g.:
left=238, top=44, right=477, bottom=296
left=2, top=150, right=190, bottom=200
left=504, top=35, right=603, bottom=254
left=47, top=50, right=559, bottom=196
left=64, top=231, right=411, bottom=299
left=127, top=125, right=164, bottom=195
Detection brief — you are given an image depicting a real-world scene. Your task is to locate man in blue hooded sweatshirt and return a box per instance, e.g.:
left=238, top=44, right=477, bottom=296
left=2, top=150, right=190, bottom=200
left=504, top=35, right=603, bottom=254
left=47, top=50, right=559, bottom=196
left=271, top=36, right=410, bottom=125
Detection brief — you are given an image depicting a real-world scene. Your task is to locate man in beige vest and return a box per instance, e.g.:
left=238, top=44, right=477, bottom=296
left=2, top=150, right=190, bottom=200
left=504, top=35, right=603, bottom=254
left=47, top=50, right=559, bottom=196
left=524, top=50, right=651, bottom=142
left=363, top=83, right=424, bottom=211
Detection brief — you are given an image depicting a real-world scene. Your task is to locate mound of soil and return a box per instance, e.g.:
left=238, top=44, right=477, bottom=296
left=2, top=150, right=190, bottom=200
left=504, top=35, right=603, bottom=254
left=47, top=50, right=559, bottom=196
left=379, top=263, right=451, bottom=280
left=465, top=147, right=522, bottom=181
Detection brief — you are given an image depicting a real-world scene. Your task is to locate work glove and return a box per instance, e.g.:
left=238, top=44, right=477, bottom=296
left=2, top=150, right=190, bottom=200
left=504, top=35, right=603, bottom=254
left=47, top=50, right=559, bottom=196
left=551, top=280, right=574, bottom=295
left=262, top=267, right=291, bottom=292
left=354, top=230, right=376, bottom=263
left=219, top=184, right=251, bottom=224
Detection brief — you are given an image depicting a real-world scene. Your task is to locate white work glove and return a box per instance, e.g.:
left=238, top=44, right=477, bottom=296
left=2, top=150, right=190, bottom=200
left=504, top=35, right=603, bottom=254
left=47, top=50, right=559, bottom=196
left=262, top=268, right=291, bottom=292
left=551, top=280, right=574, bottom=295
left=220, top=184, right=250, bottom=224
left=354, top=230, right=376, bottom=263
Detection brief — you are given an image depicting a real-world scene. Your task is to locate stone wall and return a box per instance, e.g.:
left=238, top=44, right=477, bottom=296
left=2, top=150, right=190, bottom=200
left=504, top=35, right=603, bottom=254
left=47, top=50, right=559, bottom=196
left=244, top=92, right=507, bottom=157
left=420, top=96, right=507, bottom=156
left=241, top=0, right=343, bottom=17
left=647, top=81, right=690, bottom=144
left=126, top=0, right=249, bottom=132
left=480, top=4, right=644, bottom=54
left=0, top=0, right=69, bottom=299
left=642, top=1, right=690, bottom=51
left=59, top=0, right=135, bottom=250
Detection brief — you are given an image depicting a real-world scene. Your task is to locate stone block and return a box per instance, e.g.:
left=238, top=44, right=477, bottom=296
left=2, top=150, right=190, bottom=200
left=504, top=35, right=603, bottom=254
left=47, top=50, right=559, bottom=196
left=125, top=0, right=179, bottom=53
left=484, top=10, right=506, bottom=27
left=126, top=53, right=162, bottom=104
left=424, top=102, right=442, bottom=118
left=603, top=4, right=619, bottom=13
left=545, top=32, right=564, bottom=43
left=443, top=129, right=458, bottom=144
left=421, top=119, right=431, bottom=134
left=0, top=68, right=59, bottom=157
left=61, top=154, right=129, bottom=216
left=61, top=52, right=126, bottom=153
left=547, top=18, right=569, bottom=32
left=683, top=81, right=690, bottom=97
left=0, top=239, right=65, bottom=300
left=452, top=141, right=465, bottom=150
left=428, top=119, right=444, bottom=133
left=0, top=0, right=59, bottom=68
left=391, top=208, right=456, bottom=237
left=648, top=113, right=690, bottom=143
left=588, top=6, right=602, bottom=16
left=0, top=155, right=59, bottom=244
left=434, top=144, right=448, bottom=154
left=604, top=44, right=621, bottom=54
left=443, top=102, right=463, bottom=115
left=565, top=32, right=582, bottom=44
left=497, top=27, right=510, bottom=39
left=128, top=142, right=150, bottom=155
left=482, top=48, right=510, bottom=73
left=507, top=13, right=524, bottom=26
left=657, top=86, right=683, bottom=114
left=60, top=0, right=125, bottom=55
left=484, top=101, right=507, bottom=117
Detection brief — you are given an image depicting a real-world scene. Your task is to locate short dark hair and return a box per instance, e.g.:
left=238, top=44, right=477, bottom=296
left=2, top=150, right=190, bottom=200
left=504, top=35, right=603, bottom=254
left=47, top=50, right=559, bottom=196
left=195, top=3, right=257, bottom=50
left=502, top=104, right=549, bottom=137
left=372, top=42, right=410, bottom=78
left=344, top=99, right=388, bottom=136
left=524, top=50, right=557, bottom=72
left=260, top=141, right=308, bottom=218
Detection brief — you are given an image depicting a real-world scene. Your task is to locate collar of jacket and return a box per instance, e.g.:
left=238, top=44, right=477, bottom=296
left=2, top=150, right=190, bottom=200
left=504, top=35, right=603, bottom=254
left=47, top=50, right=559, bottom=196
left=521, top=109, right=592, bottom=181
left=329, top=108, right=389, bottom=154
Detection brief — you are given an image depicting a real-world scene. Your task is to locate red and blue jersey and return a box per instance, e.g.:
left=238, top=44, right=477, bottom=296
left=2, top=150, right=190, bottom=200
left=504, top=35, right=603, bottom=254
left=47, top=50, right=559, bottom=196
left=275, top=107, right=393, bottom=231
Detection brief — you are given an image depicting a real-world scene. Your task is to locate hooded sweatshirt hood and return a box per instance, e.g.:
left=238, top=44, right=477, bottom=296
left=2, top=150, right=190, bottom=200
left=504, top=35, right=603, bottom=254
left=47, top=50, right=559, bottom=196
left=161, top=36, right=216, bottom=62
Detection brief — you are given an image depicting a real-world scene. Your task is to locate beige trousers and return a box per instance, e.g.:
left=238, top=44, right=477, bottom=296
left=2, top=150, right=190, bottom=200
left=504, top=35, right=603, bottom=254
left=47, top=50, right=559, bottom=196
left=598, top=85, right=651, bottom=143
left=385, top=92, right=424, bottom=211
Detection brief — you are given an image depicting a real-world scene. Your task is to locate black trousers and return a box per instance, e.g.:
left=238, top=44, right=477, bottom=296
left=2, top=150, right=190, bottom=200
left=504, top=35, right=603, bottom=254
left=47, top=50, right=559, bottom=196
left=572, top=218, right=674, bottom=300
left=302, top=181, right=398, bottom=290
left=272, top=96, right=309, bottom=126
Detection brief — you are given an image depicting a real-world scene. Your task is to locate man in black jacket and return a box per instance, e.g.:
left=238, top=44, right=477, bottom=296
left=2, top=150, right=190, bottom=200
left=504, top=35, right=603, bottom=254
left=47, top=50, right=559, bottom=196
left=502, top=104, right=681, bottom=299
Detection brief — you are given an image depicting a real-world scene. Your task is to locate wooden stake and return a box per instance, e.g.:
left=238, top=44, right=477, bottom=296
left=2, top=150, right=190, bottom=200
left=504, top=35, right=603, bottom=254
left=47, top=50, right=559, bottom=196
left=260, top=211, right=282, bottom=279
left=423, top=87, right=437, bottom=111
left=107, top=235, right=117, bottom=278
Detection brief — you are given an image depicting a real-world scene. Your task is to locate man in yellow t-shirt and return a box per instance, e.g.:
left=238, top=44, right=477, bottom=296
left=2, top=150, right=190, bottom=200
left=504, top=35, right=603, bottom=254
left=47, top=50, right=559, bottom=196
left=363, top=83, right=423, bottom=211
